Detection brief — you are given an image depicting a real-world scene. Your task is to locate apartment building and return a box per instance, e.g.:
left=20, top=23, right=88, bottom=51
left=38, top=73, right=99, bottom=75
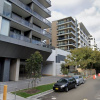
left=49, top=17, right=93, bottom=51
left=77, top=22, right=90, bottom=48
left=88, top=35, right=98, bottom=50
left=0, top=0, right=51, bottom=82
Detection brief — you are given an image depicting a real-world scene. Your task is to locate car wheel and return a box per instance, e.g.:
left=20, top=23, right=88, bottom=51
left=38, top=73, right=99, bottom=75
left=65, top=87, right=68, bottom=92
left=74, top=84, right=77, bottom=88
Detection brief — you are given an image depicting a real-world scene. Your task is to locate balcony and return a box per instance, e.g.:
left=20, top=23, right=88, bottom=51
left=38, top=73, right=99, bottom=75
left=33, top=0, right=51, bottom=17
left=58, top=20, right=76, bottom=26
left=38, top=0, right=51, bottom=7
left=57, top=43, right=65, bottom=46
left=46, top=0, right=51, bottom=4
left=67, top=43, right=76, bottom=47
left=57, top=37, right=76, bottom=42
left=10, top=13, right=51, bottom=39
left=9, top=32, right=53, bottom=49
left=8, top=0, right=51, bottom=28
left=57, top=38, right=65, bottom=41
left=67, top=37, right=76, bottom=41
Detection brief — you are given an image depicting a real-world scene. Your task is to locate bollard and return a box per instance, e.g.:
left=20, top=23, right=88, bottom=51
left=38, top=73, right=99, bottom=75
left=3, top=85, right=7, bottom=100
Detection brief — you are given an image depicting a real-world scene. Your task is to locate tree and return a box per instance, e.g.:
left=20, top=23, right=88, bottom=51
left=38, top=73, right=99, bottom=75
left=65, top=47, right=100, bottom=70
left=25, top=51, right=43, bottom=88
left=61, top=63, right=68, bottom=75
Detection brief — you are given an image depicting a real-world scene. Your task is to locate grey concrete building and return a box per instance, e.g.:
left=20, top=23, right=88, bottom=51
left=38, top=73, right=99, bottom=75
left=0, top=0, right=51, bottom=82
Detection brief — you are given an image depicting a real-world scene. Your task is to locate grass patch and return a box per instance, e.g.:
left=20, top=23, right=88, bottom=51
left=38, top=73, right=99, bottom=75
left=12, top=83, right=54, bottom=98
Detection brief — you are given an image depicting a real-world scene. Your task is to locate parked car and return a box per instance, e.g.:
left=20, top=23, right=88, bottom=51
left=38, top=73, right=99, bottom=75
left=53, top=77, right=77, bottom=92
left=73, top=75, right=85, bottom=86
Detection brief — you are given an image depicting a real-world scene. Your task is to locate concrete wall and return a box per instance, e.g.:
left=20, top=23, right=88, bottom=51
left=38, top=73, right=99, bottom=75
left=42, top=48, right=70, bottom=76
left=42, top=62, right=53, bottom=76
left=52, top=21, right=57, bottom=47
left=10, top=59, right=20, bottom=81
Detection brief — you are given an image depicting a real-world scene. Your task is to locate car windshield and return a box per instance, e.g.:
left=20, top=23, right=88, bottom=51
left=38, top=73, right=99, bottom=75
left=57, top=78, right=67, bottom=83
left=73, top=76, right=79, bottom=79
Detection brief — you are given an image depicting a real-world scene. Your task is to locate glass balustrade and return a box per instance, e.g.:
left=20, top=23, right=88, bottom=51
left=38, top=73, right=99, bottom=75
left=9, top=32, right=53, bottom=49
left=8, top=0, right=51, bottom=26
left=11, top=13, right=51, bottom=38
left=33, top=0, right=51, bottom=15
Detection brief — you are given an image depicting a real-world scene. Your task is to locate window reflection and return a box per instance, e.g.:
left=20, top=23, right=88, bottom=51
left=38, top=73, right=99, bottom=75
left=3, top=1, right=11, bottom=17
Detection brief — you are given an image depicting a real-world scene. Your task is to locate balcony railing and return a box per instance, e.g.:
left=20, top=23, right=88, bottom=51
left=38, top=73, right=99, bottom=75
left=9, top=32, right=54, bottom=49
left=11, top=13, right=51, bottom=38
left=67, top=43, right=76, bottom=47
left=46, top=0, right=51, bottom=4
left=9, top=32, right=31, bottom=43
left=58, top=20, right=75, bottom=26
left=8, top=0, right=51, bottom=27
left=57, top=43, right=65, bottom=46
left=33, top=0, right=51, bottom=15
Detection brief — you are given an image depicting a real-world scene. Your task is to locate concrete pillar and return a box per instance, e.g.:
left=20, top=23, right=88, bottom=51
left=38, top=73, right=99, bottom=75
left=2, top=58, right=10, bottom=82
left=10, top=59, right=20, bottom=81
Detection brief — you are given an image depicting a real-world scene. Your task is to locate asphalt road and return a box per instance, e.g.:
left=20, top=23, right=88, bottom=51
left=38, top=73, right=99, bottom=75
left=38, top=77, right=100, bottom=100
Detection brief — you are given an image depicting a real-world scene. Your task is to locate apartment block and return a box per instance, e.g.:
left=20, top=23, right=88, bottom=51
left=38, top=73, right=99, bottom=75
left=88, top=35, right=98, bottom=50
left=77, top=22, right=90, bottom=48
left=0, top=0, right=51, bottom=82
left=50, top=17, right=95, bottom=51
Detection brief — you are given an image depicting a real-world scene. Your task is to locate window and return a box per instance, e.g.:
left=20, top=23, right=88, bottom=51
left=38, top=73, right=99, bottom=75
left=0, top=18, right=10, bottom=36
left=3, top=1, right=11, bottom=17
left=79, top=76, right=82, bottom=78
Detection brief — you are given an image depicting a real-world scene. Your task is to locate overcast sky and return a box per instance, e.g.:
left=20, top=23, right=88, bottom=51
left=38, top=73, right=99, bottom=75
left=48, top=0, right=100, bottom=48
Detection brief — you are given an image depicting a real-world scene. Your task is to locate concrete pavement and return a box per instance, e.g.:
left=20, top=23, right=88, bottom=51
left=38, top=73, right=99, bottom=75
left=0, top=76, right=61, bottom=100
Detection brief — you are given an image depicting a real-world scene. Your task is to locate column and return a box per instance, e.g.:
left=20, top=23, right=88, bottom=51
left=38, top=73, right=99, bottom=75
left=2, top=58, right=10, bottom=82
left=10, top=59, right=20, bottom=81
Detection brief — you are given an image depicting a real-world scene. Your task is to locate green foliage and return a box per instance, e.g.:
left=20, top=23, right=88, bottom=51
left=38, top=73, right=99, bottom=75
left=12, top=83, right=54, bottom=98
left=25, top=51, right=43, bottom=87
left=65, top=47, right=100, bottom=69
left=61, top=63, right=68, bottom=75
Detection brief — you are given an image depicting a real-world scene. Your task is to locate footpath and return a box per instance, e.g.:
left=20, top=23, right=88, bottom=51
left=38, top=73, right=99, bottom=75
left=0, top=76, right=61, bottom=100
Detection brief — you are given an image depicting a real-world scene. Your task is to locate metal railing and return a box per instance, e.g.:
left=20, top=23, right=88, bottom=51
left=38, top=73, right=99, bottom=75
left=9, top=32, right=31, bottom=43
left=33, top=0, right=51, bottom=15
left=11, top=13, right=51, bottom=39
left=8, top=0, right=51, bottom=27
left=9, top=32, right=53, bottom=49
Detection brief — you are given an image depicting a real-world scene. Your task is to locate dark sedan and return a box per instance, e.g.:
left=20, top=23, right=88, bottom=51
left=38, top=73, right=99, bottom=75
left=53, top=77, right=77, bottom=92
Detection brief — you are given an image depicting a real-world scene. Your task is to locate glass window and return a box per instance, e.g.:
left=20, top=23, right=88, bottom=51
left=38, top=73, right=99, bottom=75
left=0, top=16, right=2, bottom=33
left=79, top=76, right=82, bottom=78
left=57, top=78, right=67, bottom=83
left=0, top=18, right=10, bottom=36
left=3, top=1, right=11, bottom=17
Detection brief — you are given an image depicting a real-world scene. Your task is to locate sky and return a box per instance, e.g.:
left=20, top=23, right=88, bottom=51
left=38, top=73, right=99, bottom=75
left=47, top=0, right=100, bottom=48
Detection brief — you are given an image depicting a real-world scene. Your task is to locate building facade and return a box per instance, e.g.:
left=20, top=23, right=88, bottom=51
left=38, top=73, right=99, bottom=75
left=88, top=35, right=98, bottom=50
left=42, top=48, right=70, bottom=76
left=0, top=0, right=51, bottom=82
left=49, top=17, right=97, bottom=51
left=77, top=22, right=90, bottom=48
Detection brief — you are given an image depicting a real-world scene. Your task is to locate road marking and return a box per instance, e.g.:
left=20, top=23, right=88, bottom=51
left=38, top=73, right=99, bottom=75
left=52, top=97, right=56, bottom=100
left=83, top=99, right=88, bottom=100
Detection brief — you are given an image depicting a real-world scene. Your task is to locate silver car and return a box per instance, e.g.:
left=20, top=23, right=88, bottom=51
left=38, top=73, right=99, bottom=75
left=73, top=75, right=85, bottom=85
